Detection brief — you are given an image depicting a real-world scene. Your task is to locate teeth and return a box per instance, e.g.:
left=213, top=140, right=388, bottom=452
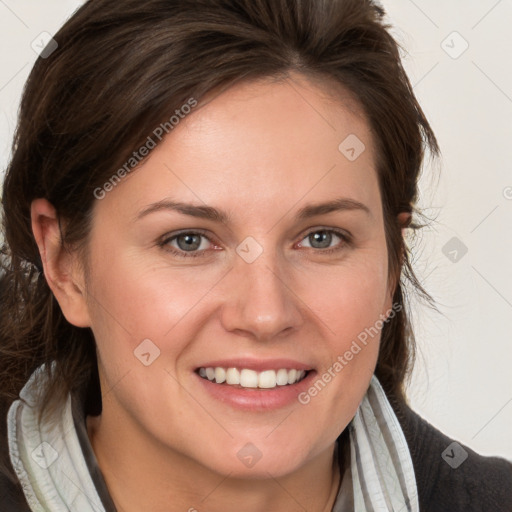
left=276, top=368, right=289, bottom=385
left=214, top=367, right=226, bottom=384
left=240, top=369, right=258, bottom=388
left=287, top=369, right=297, bottom=385
left=198, top=367, right=308, bottom=389
left=258, top=370, right=277, bottom=388
left=226, top=367, right=240, bottom=385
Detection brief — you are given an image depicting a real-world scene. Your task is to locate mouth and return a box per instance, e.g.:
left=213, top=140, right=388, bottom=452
left=195, top=366, right=312, bottom=390
left=193, top=360, right=317, bottom=410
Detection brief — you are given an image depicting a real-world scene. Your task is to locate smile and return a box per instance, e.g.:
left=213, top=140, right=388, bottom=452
left=197, top=367, right=309, bottom=389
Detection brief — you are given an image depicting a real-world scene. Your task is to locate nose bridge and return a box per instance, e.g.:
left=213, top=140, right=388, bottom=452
left=220, top=241, right=302, bottom=339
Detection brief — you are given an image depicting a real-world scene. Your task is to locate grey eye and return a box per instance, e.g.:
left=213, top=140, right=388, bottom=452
left=303, top=230, right=339, bottom=249
left=175, top=233, right=205, bottom=251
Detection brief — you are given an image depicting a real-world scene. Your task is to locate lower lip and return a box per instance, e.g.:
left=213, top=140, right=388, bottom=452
left=194, top=370, right=317, bottom=411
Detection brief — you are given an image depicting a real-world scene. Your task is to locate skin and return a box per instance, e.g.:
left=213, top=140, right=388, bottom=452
left=32, top=73, right=408, bottom=512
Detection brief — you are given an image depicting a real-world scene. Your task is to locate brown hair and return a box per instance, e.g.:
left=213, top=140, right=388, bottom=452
left=1, top=0, right=438, bottom=439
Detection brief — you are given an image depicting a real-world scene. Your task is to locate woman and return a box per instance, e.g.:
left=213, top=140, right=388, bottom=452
left=1, top=0, right=511, bottom=510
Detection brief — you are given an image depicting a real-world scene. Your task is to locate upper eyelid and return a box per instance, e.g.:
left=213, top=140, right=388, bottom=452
left=161, top=228, right=211, bottom=241
left=298, top=227, right=349, bottom=240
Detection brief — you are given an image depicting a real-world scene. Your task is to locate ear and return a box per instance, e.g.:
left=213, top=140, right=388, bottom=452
left=31, top=198, right=91, bottom=328
left=384, top=211, right=412, bottom=315
left=397, top=211, right=412, bottom=235
left=397, top=211, right=412, bottom=265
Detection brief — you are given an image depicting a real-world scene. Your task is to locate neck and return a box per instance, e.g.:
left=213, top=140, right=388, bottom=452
left=86, top=411, right=345, bottom=512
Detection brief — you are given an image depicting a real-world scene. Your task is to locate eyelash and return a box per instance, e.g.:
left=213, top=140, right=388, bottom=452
left=159, top=228, right=352, bottom=259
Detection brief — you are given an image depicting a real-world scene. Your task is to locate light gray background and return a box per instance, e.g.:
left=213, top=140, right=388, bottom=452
left=1, top=0, right=511, bottom=460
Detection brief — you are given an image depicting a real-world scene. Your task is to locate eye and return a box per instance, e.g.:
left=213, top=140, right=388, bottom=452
left=160, top=230, right=216, bottom=258
left=298, top=228, right=351, bottom=254
left=159, top=227, right=351, bottom=259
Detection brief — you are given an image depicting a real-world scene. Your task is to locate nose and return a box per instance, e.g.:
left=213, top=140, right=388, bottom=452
left=219, top=250, right=304, bottom=341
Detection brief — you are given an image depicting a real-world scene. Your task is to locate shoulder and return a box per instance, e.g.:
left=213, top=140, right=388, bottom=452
left=389, top=394, right=512, bottom=512
left=0, top=400, right=32, bottom=512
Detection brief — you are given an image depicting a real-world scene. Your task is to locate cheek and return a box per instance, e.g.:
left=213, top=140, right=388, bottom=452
left=85, top=243, right=219, bottom=344
left=293, top=253, right=389, bottom=394
left=290, top=269, right=388, bottom=450
left=297, top=254, right=390, bottom=337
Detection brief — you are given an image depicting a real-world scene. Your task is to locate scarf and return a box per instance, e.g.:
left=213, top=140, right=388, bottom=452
left=7, top=365, right=419, bottom=511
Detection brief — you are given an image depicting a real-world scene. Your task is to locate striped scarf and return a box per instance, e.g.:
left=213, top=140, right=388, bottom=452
left=347, top=375, right=419, bottom=511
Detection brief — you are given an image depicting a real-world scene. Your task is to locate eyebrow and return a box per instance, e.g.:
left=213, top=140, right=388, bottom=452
left=136, top=197, right=371, bottom=223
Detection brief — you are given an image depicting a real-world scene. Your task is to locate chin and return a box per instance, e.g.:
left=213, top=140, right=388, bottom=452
left=190, top=437, right=313, bottom=479
left=206, top=455, right=304, bottom=480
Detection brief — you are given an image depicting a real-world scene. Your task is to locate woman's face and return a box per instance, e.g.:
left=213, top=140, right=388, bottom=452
left=82, top=74, right=395, bottom=477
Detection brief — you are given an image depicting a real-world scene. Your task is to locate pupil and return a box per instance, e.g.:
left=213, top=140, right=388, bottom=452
left=178, top=234, right=201, bottom=251
left=311, top=231, right=331, bottom=249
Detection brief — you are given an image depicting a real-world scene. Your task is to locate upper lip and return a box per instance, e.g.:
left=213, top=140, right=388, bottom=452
left=195, top=358, right=314, bottom=372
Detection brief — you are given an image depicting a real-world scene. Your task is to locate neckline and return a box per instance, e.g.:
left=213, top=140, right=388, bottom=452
left=70, top=392, right=118, bottom=512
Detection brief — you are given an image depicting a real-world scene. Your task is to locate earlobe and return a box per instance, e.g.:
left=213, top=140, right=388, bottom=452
left=397, top=211, right=412, bottom=266
left=31, top=198, right=91, bottom=328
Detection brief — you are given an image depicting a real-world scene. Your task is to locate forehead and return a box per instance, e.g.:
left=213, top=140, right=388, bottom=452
left=184, top=73, right=372, bottom=158
left=95, top=74, right=380, bottom=222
